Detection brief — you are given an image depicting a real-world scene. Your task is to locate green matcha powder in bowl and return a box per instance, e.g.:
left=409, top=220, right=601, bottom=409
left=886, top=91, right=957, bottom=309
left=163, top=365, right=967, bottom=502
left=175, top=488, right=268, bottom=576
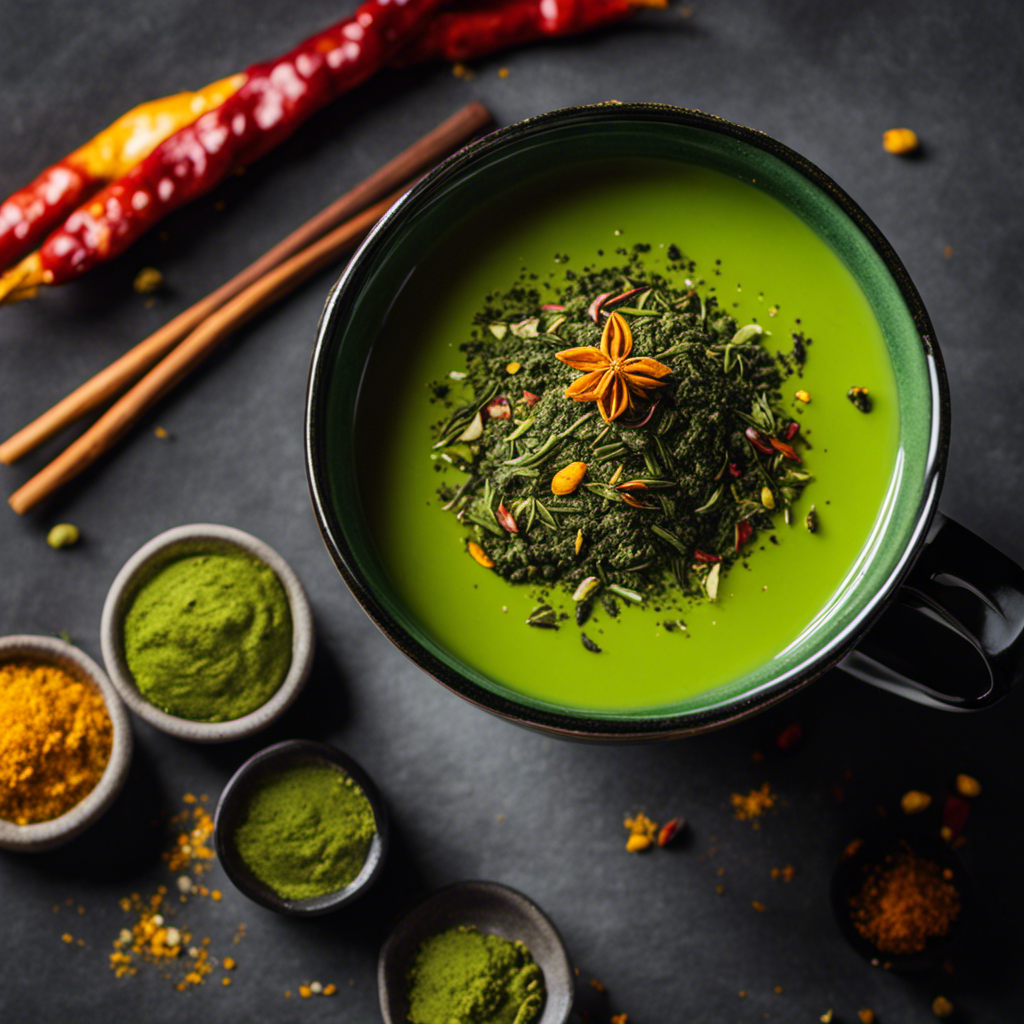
left=101, top=524, right=315, bottom=742
left=214, top=740, right=390, bottom=915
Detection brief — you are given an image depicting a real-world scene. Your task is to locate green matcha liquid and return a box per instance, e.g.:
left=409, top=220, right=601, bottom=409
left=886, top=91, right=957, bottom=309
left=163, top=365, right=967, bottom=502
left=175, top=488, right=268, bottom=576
left=357, top=159, right=898, bottom=713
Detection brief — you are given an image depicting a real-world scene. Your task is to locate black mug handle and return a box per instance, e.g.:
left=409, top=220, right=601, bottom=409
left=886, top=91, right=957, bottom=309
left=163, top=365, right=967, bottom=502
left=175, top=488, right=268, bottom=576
left=840, top=512, right=1024, bottom=710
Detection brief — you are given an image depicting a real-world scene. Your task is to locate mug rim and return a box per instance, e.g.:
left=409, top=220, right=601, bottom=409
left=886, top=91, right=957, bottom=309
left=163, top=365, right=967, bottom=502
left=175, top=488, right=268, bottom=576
left=305, top=102, right=949, bottom=740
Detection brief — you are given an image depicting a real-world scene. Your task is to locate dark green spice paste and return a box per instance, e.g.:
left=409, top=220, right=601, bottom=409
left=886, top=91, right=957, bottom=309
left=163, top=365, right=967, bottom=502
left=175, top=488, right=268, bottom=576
left=431, top=249, right=813, bottom=624
left=232, top=761, right=376, bottom=900
left=407, top=926, right=545, bottom=1024
left=123, top=549, right=292, bottom=721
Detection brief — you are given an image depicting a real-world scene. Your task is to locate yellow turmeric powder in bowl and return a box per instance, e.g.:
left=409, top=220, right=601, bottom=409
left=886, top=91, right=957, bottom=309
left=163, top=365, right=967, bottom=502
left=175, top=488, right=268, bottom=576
left=0, top=658, right=113, bottom=825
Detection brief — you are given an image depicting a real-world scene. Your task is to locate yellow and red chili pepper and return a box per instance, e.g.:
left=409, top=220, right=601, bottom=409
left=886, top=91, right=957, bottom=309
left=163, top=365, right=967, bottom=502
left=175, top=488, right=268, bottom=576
left=0, top=76, right=243, bottom=271
left=0, top=0, right=667, bottom=304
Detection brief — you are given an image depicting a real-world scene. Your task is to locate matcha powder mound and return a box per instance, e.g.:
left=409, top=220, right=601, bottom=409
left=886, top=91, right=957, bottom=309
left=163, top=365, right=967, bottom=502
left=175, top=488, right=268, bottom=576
left=232, top=762, right=376, bottom=900
left=407, top=926, right=545, bottom=1024
left=123, top=550, right=292, bottom=722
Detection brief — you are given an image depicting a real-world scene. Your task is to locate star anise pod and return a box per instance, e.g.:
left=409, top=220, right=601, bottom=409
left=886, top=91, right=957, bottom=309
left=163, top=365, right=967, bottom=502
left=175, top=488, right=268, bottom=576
left=555, top=312, right=671, bottom=423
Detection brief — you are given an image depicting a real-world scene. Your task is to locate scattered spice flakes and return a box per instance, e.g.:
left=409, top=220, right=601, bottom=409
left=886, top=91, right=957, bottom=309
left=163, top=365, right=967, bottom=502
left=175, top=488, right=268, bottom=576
left=775, top=722, right=802, bottom=752
left=451, top=62, right=475, bottom=79
left=820, top=1011, right=834, bottom=1024
left=751, top=900, right=766, bottom=913
left=133, top=267, right=164, bottom=294
left=154, top=426, right=170, bottom=440
left=847, top=386, right=872, bottom=412
left=932, top=996, right=954, bottom=1018
left=858, top=1009, right=875, bottom=1024
left=883, top=127, right=920, bottom=155
left=731, top=782, right=776, bottom=822
left=943, top=245, right=954, bottom=259
left=770, top=864, right=795, bottom=883
left=611, top=1016, right=628, bottom=1024
left=955, top=773, right=981, bottom=798
left=623, top=811, right=658, bottom=852
left=900, top=789, right=932, bottom=814
left=589, top=978, right=606, bottom=993
left=106, top=794, right=239, bottom=990
left=498, top=67, right=510, bottom=79
left=795, top=389, right=811, bottom=403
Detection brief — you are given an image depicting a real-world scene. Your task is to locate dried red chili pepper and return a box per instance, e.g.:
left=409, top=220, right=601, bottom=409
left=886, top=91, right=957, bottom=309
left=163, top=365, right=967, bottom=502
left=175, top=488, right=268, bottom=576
left=770, top=437, right=802, bottom=462
left=522, top=389, right=540, bottom=406
left=735, top=520, right=753, bottom=552
left=396, top=0, right=666, bottom=64
left=496, top=501, right=519, bottom=533
left=693, top=549, right=721, bottom=564
left=541, top=303, right=565, bottom=312
left=25, top=0, right=445, bottom=289
left=602, top=285, right=649, bottom=310
left=745, top=427, right=774, bottom=455
left=728, top=462, right=742, bottom=478
left=0, top=76, right=243, bottom=274
left=783, top=421, right=800, bottom=442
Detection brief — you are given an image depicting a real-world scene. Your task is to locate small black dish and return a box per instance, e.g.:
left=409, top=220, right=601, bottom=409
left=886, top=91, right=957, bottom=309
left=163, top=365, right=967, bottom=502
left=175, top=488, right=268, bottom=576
left=378, top=880, right=573, bottom=1024
left=214, top=739, right=389, bottom=916
left=831, top=819, right=971, bottom=971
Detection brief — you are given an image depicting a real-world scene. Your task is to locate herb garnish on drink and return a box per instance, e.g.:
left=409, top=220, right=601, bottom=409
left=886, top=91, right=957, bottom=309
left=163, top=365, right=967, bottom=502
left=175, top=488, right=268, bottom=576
left=431, top=252, right=814, bottom=641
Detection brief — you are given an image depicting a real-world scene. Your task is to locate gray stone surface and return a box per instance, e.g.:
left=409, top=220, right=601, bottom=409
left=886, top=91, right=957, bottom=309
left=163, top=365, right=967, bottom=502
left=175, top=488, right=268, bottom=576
left=1, top=1, right=1021, bottom=1020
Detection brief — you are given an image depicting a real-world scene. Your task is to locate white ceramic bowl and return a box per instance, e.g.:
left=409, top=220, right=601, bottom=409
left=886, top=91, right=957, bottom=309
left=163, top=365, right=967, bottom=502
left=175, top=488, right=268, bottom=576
left=0, top=635, right=133, bottom=852
left=100, top=524, right=315, bottom=743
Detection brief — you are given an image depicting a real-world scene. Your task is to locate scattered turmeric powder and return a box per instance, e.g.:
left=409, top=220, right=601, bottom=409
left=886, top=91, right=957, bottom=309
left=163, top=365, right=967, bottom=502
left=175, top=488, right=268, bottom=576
left=0, top=659, right=112, bottom=824
left=623, top=811, right=658, bottom=852
left=730, top=782, right=776, bottom=822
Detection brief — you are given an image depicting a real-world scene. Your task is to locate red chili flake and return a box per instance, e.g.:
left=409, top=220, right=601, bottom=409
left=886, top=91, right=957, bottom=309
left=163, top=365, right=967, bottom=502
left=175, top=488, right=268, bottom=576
left=658, top=817, right=685, bottom=847
left=486, top=397, right=511, bottom=419
left=587, top=292, right=612, bottom=323
left=522, top=390, right=540, bottom=407
left=784, top=421, right=800, bottom=442
left=770, top=437, right=801, bottom=462
left=942, top=795, right=970, bottom=837
left=542, top=303, right=566, bottom=312
left=603, top=285, right=649, bottom=310
left=495, top=502, right=518, bottom=533
left=728, top=462, right=742, bottom=478
left=615, top=480, right=649, bottom=493
left=744, top=427, right=774, bottom=455
left=775, top=722, right=803, bottom=752
left=735, top=520, right=753, bottom=552
left=694, top=549, right=722, bottom=564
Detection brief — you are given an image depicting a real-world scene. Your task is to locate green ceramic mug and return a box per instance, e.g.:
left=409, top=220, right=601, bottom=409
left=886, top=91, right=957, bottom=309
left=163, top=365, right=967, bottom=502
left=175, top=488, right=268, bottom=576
left=305, top=103, right=1024, bottom=739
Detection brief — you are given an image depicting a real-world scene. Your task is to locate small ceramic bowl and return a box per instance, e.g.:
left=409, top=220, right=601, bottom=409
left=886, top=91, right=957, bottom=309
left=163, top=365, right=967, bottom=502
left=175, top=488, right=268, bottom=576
left=831, top=820, right=971, bottom=971
left=100, top=523, right=314, bottom=743
left=378, top=880, right=574, bottom=1024
left=214, top=739, right=389, bottom=915
left=0, top=634, right=133, bottom=852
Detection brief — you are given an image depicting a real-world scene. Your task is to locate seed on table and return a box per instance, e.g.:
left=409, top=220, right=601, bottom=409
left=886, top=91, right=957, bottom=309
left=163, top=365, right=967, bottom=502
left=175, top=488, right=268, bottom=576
left=883, top=127, right=919, bottom=155
left=761, top=486, right=775, bottom=510
left=901, top=790, right=932, bottom=814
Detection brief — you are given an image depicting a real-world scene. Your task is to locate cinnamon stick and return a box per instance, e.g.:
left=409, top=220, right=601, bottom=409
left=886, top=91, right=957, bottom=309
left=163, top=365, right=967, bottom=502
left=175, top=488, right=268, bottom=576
left=8, top=187, right=406, bottom=514
left=0, top=102, right=491, bottom=465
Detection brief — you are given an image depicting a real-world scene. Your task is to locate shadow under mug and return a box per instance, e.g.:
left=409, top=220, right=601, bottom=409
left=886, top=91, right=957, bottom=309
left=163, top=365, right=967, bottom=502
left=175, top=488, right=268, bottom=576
left=306, top=102, right=1024, bottom=738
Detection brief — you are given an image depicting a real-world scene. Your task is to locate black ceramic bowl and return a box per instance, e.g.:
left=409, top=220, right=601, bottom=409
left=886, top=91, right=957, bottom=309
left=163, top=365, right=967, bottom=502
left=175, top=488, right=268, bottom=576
left=214, top=739, right=389, bottom=916
left=306, top=102, right=1024, bottom=740
left=378, top=880, right=574, bottom=1024
left=831, top=820, right=971, bottom=971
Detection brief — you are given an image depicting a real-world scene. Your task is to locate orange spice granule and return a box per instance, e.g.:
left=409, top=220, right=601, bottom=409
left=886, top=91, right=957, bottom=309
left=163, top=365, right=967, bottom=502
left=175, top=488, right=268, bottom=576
left=589, top=979, right=605, bottom=992
left=771, top=864, right=796, bottom=882
left=731, top=782, right=776, bottom=822
left=849, top=842, right=961, bottom=955
left=752, top=900, right=766, bottom=913
left=323, top=983, right=337, bottom=996
left=623, top=811, right=660, bottom=852
left=299, top=985, right=313, bottom=999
